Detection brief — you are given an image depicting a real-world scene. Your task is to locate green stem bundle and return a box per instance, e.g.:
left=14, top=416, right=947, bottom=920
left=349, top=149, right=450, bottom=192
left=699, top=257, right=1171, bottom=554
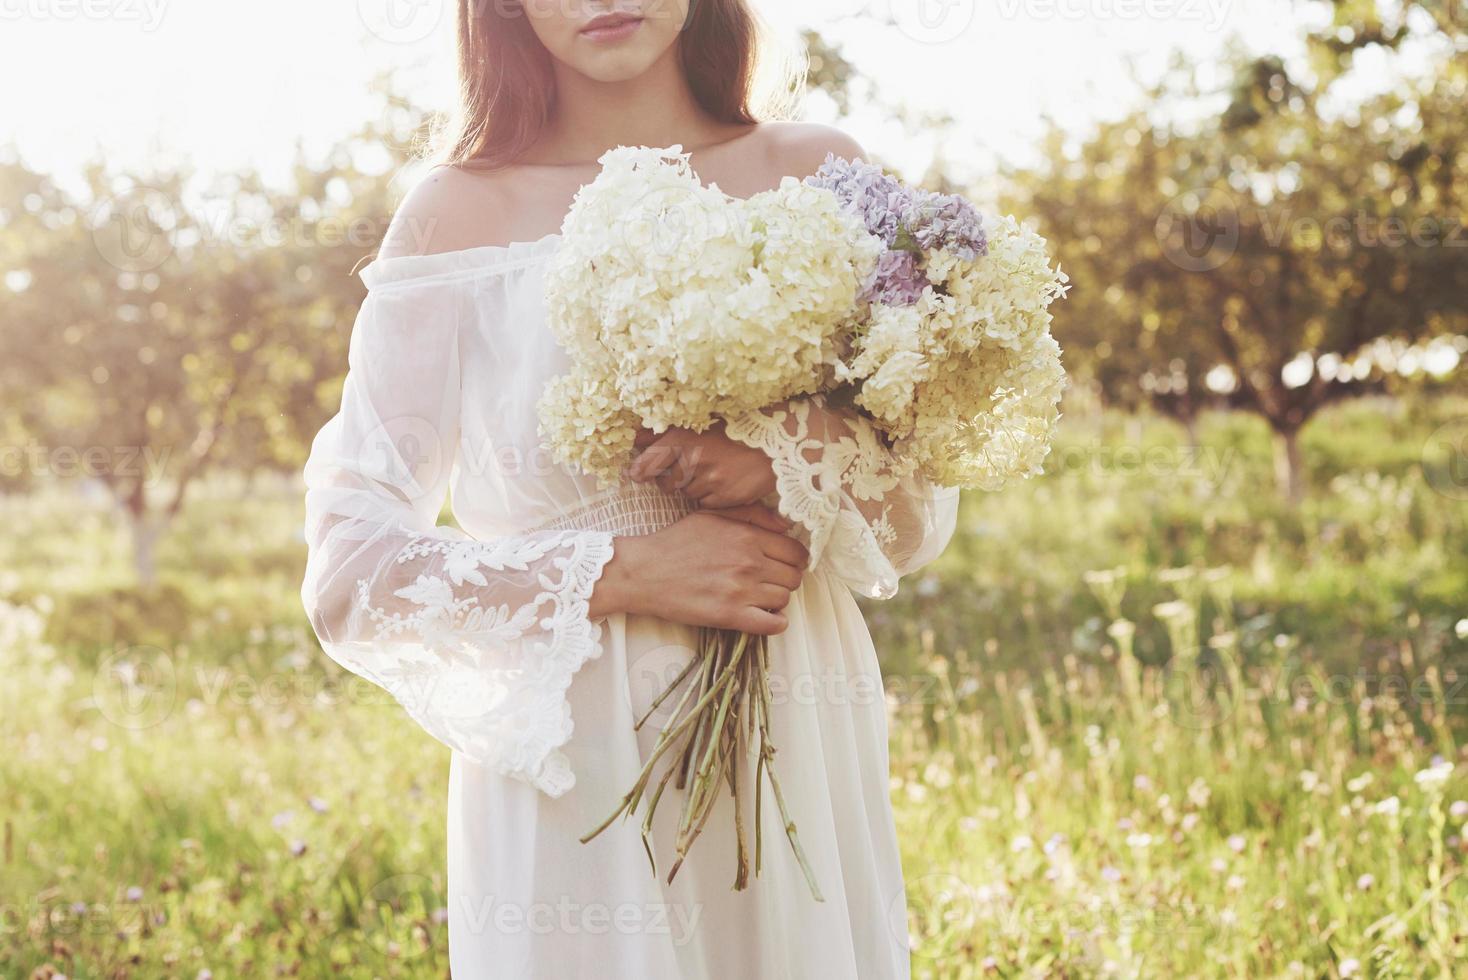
left=580, top=628, right=824, bottom=901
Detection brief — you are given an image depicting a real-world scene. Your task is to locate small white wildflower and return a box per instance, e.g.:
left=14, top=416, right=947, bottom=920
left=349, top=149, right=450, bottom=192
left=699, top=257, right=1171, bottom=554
left=1414, top=761, right=1453, bottom=792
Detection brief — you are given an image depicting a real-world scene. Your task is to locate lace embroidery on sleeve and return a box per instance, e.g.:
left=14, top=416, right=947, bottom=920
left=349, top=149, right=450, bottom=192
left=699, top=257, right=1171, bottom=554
left=724, top=396, right=897, bottom=561
left=723, top=395, right=958, bottom=600
left=300, top=272, right=621, bottom=799
left=340, top=530, right=615, bottom=798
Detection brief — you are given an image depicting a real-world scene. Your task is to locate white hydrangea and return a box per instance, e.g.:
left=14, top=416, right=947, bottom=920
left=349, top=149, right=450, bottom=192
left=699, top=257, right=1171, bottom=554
left=540, top=146, right=1069, bottom=494
left=540, top=146, right=879, bottom=485
left=847, top=217, right=1070, bottom=490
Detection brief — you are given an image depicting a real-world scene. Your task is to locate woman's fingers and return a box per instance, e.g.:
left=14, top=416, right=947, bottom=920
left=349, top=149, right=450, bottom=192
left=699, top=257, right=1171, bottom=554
left=749, top=583, right=794, bottom=611
left=629, top=441, right=672, bottom=482
left=655, top=468, right=696, bottom=496
left=706, top=503, right=792, bottom=534
left=630, top=430, right=689, bottom=481
left=757, top=530, right=810, bottom=570
left=760, top=560, right=803, bottom=593
left=733, top=606, right=789, bottom=636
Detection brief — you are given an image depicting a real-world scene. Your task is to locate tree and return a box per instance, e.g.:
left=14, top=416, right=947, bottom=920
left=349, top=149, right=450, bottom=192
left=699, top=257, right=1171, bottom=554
left=1008, top=21, right=1467, bottom=500
left=0, top=87, right=429, bottom=582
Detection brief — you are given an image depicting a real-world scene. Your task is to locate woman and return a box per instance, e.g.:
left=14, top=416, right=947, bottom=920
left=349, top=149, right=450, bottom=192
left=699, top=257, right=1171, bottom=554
left=300, top=2, right=959, bottom=976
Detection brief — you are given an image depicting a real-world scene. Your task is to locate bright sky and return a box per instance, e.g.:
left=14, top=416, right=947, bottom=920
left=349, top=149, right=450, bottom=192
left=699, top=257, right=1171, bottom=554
left=0, top=0, right=1334, bottom=186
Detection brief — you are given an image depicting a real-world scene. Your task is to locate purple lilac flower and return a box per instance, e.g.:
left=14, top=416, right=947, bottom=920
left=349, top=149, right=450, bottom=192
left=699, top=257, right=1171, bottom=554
left=906, top=190, right=988, bottom=260
left=805, top=154, right=914, bottom=247
left=807, top=153, right=988, bottom=305
left=862, top=250, right=928, bottom=306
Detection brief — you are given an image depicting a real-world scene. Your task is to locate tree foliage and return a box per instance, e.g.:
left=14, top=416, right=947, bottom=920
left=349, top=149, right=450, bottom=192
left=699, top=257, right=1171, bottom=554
left=1006, top=7, right=1467, bottom=497
left=0, top=87, right=429, bottom=579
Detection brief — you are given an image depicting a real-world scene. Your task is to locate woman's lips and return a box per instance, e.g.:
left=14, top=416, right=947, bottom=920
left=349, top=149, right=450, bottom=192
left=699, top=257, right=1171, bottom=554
left=580, top=15, right=643, bottom=43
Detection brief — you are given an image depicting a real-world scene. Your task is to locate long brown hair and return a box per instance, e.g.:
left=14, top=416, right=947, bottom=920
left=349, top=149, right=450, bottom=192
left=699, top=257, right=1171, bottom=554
left=437, top=0, right=800, bottom=170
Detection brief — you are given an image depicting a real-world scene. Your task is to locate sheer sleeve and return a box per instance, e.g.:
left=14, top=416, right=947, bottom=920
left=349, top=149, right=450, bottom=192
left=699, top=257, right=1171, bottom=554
left=299, top=276, right=615, bottom=798
left=724, top=395, right=960, bottom=599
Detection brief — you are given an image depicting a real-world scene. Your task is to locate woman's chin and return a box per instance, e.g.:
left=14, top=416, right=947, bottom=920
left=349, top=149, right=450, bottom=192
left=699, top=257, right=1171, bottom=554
left=573, top=54, right=668, bottom=85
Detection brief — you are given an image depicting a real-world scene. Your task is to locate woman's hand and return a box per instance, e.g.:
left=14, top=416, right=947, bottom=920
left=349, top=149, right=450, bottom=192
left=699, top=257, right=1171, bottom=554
left=627, top=423, right=777, bottom=509
left=589, top=505, right=806, bottom=634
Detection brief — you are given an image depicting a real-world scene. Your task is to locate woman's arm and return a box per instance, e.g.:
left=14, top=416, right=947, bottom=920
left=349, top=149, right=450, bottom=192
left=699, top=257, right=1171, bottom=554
left=303, top=179, right=817, bottom=794
left=628, top=398, right=959, bottom=599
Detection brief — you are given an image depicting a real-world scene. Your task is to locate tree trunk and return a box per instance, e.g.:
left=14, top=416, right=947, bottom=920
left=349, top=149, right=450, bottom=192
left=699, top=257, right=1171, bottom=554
left=117, top=477, right=166, bottom=587
left=128, top=513, right=162, bottom=587
left=1182, top=412, right=1200, bottom=447
left=1272, top=426, right=1305, bottom=504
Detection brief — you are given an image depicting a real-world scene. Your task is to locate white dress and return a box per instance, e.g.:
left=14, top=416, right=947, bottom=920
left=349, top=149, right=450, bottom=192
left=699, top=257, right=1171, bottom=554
left=300, top=232, right=960, bottom=979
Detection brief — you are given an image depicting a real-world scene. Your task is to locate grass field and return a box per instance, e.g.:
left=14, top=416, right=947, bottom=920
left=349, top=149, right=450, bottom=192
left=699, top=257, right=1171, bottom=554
left=2, top=397, right=1466, bottom=978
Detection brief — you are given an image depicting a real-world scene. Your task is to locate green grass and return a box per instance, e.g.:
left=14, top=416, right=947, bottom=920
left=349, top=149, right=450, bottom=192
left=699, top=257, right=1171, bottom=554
left=2, top=397, right=1466, bottom=978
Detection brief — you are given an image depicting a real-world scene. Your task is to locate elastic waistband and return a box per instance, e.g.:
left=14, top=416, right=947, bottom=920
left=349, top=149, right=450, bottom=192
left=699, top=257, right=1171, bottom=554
left=527, top=484, right=691, bottom=537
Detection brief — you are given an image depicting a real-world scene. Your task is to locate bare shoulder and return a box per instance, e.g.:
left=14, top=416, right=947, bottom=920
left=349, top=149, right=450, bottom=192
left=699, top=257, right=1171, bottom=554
left=376, top=165, right=518, bottom=261
left=759, top=121, right=868, bottom=180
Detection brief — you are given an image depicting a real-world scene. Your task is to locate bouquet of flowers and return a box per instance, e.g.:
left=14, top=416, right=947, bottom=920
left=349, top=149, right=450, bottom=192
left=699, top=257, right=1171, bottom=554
left=539, top=146, right=882, bottom=485
left=807, top=156, right=1070, bottom=490
left=540, top=145, right=1067, bottom=897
